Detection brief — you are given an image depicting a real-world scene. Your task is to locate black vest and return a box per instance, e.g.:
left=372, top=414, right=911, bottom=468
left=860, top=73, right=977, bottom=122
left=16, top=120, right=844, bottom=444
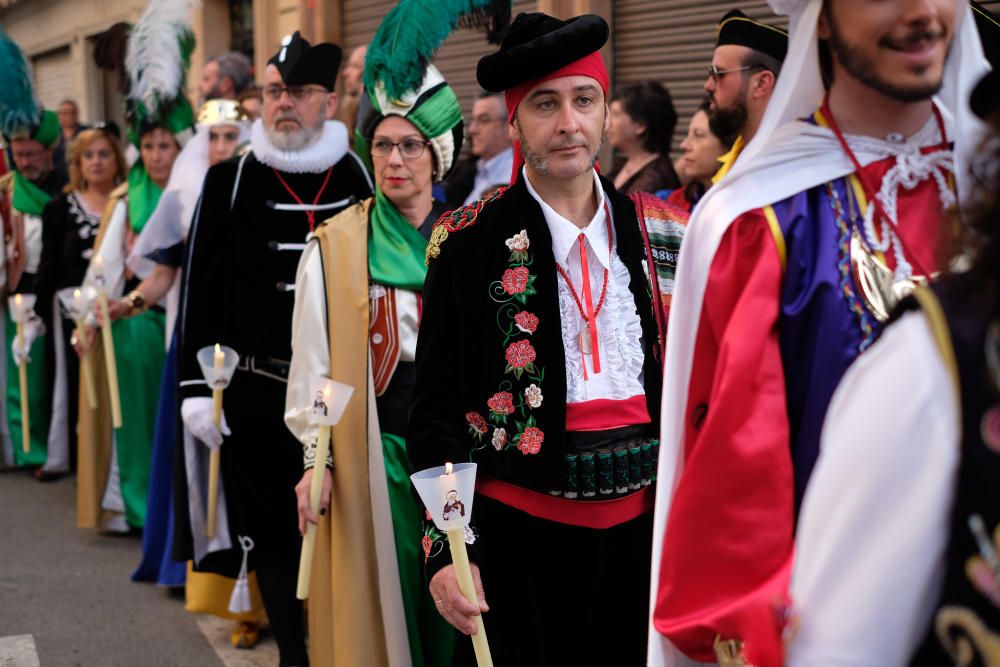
left=909, top=275, right=1000, bottom=666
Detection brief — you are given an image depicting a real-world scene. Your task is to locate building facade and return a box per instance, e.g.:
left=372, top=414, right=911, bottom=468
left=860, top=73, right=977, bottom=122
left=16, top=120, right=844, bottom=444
left=2, top=0, right=997, bottom=155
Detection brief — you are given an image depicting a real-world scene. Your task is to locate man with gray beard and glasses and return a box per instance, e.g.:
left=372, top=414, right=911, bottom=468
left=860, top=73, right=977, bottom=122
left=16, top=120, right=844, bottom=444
left=175, top=31, right=371, bottom=667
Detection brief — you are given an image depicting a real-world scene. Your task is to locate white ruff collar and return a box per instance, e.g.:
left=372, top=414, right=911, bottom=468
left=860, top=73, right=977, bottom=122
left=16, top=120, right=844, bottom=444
left=250, top=119, right=349, bottom=173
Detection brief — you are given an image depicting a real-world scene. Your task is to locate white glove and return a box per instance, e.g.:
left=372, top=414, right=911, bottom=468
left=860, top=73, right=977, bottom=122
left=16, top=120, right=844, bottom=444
left=181, top=397, right=231, bottom=449
left=12, top=315, right=45, bottom=366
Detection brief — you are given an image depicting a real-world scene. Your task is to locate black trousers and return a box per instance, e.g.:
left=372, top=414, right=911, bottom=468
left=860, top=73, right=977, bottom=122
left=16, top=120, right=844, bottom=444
left=454, top=497, right=653, bottom=667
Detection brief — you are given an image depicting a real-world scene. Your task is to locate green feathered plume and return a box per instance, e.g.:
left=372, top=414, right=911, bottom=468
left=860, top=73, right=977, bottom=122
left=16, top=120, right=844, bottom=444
left=364, top=0, right=512, bottom=102
left=0, top=23, right=41, bottom=139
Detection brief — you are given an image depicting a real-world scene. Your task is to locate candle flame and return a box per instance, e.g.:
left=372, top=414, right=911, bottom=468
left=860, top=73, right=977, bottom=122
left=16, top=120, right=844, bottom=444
left=215, top=343, right=221, bottom=354
left=323, top=384, right=332, bottom=399
left=73, top=289, right=81, bottom=298
left=14, top=294, right=21, bottom=305
left=94, top=256, right=103, bottom=267
left=445, top=462, right=453, bottom=475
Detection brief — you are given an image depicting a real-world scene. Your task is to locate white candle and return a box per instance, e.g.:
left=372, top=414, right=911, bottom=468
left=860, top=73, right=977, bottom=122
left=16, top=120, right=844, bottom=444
left=14, top=294, right=29, bottom=454
left=94, top=257, right=122, bottom=428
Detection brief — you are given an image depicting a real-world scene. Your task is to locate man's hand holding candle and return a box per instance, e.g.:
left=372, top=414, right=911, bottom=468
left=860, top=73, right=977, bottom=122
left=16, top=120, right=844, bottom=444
left=429, top=564, right=489, bottom=636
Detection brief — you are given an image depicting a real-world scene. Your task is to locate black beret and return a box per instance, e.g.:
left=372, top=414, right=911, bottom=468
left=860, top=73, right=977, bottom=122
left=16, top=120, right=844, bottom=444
left=477, top=13, right=608, bottom=92
left=716, top=10, right=788, bottom=63
left=267, top=31, right=342, bottom=90
left=971, top=1, right=1000, bottom=118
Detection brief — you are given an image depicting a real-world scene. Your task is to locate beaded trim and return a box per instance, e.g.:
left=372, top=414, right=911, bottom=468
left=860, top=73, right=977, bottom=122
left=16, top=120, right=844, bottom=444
left=826, top=179, right=876, bottom=351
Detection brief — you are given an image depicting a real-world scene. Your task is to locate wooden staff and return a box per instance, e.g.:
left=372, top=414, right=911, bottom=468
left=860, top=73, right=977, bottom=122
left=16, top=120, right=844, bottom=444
left=206, top=344, right=224, bottom=538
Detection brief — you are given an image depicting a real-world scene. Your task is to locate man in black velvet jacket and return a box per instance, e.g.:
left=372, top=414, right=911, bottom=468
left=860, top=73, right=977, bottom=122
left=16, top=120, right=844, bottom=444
left=408, top=12, right=667, bottom=666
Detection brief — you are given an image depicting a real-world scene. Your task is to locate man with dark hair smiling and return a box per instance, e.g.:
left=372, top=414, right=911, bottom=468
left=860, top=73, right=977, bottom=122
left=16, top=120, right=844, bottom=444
left=176, top=30, right=371, bottom=667
left=409, top=11, right=687, bottom=666
left=648, top=0, right=989, bottom=664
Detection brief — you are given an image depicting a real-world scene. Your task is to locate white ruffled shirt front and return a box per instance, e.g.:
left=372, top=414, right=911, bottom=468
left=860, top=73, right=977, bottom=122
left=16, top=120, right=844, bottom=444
left=523, top=168, right=645, bottom=404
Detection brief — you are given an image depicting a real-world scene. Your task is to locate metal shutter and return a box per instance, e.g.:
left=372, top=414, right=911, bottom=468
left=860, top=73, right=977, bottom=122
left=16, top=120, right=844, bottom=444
left=613, top=0, right=785, bottom=152
left=33, top=46, right=75, bottom=112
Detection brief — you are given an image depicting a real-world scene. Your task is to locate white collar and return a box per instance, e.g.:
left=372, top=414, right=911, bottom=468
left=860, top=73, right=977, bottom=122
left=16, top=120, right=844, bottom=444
left=523, top=167, right=611, bottom=270
left=250, top=119, right=349, bottom=173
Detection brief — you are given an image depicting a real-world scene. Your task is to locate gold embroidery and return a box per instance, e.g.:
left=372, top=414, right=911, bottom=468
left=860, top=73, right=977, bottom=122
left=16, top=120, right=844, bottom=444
left=425, top=224, right=448, bottom=265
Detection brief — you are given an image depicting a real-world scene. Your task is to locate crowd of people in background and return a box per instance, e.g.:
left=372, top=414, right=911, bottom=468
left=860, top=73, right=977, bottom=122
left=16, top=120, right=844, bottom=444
left=0, top=0, right=997, bottom=666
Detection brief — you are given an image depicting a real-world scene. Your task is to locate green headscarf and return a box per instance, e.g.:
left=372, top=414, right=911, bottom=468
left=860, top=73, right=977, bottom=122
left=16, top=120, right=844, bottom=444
left=361, top=65, right=464, bottom=291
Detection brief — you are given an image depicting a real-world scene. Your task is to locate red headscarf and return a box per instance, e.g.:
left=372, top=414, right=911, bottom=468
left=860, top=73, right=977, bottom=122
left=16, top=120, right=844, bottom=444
left=503, top=50, right=610, bottom=184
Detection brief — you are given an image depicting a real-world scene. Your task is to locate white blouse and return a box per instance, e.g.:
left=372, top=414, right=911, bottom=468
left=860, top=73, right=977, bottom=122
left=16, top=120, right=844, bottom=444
left=523, top=168, right=646, bottom=404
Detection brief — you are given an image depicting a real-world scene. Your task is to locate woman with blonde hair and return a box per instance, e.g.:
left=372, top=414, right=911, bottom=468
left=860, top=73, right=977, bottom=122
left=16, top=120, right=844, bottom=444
left=29, top=126, right=126, bottom=480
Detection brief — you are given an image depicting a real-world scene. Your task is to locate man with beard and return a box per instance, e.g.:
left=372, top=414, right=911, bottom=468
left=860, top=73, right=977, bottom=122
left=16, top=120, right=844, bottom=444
left=409, top=12, right=686, bottom=665
left=647, top=0, right=989, bottom=664
left=706, top=10, right=787, bottom=183
left=176, top=31, right=372, bottom=667
left=0, top=101, right=65, bottom=470
left=198, top=51, right=254, bottom=104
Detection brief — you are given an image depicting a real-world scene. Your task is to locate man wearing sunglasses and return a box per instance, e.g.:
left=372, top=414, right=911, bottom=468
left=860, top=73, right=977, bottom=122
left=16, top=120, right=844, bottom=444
left=176, top=30, right=372, bottom=667
left=706, top=10, right=788, bottom=183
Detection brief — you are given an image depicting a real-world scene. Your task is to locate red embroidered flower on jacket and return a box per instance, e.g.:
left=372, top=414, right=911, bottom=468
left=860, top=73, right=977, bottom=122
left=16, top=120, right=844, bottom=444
left=514, top=311, right=539, bottom=334
left=422, top=535, right=433, bottom=560
left=517, top=427, right=544, bottom=455
left=466, top=411, right=488, bottom=438
left=505, top=340, right=536, bottom=368
left=487, top=391, right=514, bottom=417
left=501, top=267, right=530, bottom=295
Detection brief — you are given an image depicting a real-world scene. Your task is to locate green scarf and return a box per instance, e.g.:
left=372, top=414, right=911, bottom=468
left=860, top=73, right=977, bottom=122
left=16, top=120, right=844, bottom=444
left=368, top=188, right=428, bottom=291
left=126, top=163, right=163, bottom=233
left=11, top=170, right=53, bottom=216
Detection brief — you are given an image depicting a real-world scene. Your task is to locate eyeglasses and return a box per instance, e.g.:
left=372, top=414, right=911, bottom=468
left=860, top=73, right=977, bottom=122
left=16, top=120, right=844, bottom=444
left=708, top=64, right=758, bottom=82
left=370, top=138, right=431, bottom=159
left=262, top=84, right=329, bottom=102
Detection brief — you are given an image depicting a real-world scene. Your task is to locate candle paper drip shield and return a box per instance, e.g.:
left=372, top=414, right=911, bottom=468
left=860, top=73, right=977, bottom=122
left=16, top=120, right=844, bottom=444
left=196, top=345, right=239, bottom=390
left=7, top=294, right=36, bottom=322
left=410, top=463, right=478, bottom=531
left=307, top=375, right=354, bottom=426
left=59, top=286, right=99, bottom=320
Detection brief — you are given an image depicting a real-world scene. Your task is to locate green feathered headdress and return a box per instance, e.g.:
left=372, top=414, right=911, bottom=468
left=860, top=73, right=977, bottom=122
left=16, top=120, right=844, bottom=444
left=0, top=23, right=59, bottom=146
left=363, top=0, right=512, bottom=103
left=124, top=0, right=197, bottom=147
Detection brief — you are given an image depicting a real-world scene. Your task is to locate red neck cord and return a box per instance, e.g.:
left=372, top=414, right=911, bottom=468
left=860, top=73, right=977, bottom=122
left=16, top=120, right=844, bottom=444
left=271, top=167, right=334, bottom=231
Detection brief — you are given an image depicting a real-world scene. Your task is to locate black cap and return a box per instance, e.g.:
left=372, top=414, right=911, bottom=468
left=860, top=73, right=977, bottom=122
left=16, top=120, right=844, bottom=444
left=716, top=10, right=788, bottom=63
left=477, top=13, right=608, bottom=92
left=266, top=31, right=342, bottom=90
left=971, top=1, right=999, bottom=119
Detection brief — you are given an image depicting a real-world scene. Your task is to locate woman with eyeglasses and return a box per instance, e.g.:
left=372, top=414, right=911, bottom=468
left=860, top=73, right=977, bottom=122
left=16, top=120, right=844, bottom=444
left=607, top=81, right=680, bottom=195
left=29, top=127, right=127, bottom=481
left=283, top=63, right=460, bottom=667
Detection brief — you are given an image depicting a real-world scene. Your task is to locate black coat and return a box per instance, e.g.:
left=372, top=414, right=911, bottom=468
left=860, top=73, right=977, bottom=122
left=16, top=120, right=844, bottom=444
left=407, top=173, right=663, bottom=500
left=172, top=149, right=372, bottom=570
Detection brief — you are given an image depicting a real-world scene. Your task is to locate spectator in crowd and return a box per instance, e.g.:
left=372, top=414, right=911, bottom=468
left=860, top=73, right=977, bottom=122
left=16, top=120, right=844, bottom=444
left=462, top=91, right=514, bottom=205
left=704, top=10, right=787, bottom=182
left=34, top=128, right=126, bottom=481
left=53, top=100, right=89, bottom=180
left=198, top=51, right=254, bottom=103
left=236, top=86, right=262, bottom=121
left=667, top=100, right=737, bottom=212
left=337, top=43, right=367, bottom=137
left=607, top=81, right=680, bottom=195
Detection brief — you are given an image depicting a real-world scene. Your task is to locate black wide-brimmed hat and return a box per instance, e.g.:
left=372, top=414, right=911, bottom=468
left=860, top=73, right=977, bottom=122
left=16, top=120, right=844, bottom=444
left=477, top=12, right=608, bottom=92
left=971, top=1, right=999, bottom=119
left=267, top=31, right=342, bottom=90
left=716, top=10, right=788, bottom=63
